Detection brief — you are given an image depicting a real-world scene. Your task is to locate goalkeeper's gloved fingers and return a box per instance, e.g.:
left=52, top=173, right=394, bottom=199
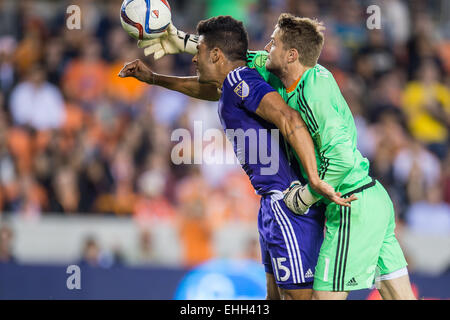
left=137, top=23, right=198, bottom=56
left=153, top=48, right=166, bottom=60
left=137, top=38, right=160, bottom=49
left=144, top=43, right=163, bottom=57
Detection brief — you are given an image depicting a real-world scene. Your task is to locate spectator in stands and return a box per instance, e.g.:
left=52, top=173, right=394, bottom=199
left=94, top=146, right=137, bottom=215
left=379, top=0, right=411, bottom=47
left=393, top=138, right=442, bottom=205
left=44, top=37, right=67, bottom=86
left=62, top=38, right=107, bottom=108
left=78, top=235, right=101, bottom=267
left=405, top=183, right=450, bottom=235
left=406, top=12, right=443, bottom=80
left=129, top=229, right=160, bottom=265
left=0, top=224, right=16, bottom=263
left=0, top=36, right=16, bottom=98
left=0, top=0, right=21, bottom=39
left=50, top=167, right=80, bottom=213
left=357, top=29, right=395, bottom=80
left=370, top=110, right=409, bottom=186
left=13, top=15, right=46, bottom=78
left=16, top=174, right=47, bottom=218
left=178, top=202, right=213, bottom=267
left=107, top=42, right=148, bottom=105
left=402, top=59, right=450, bottom=159
left=443, top=154, right=450, bottom=205
left=9, top=64, right=66, bottom=130
left=134, top=159, right=176, bottom=225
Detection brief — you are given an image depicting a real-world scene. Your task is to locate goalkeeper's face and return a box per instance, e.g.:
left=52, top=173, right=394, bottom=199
left=264, top=27, right=288, bottom=76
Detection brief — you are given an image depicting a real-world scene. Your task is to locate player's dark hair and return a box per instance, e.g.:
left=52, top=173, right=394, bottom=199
left=276, top=13, right=324, bottom=67
left=196, top=16, right=248, bottom=62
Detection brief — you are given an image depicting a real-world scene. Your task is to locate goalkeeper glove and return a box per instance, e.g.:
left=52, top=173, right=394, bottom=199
left=137, top=23, right=199, bottom=60
left=283, top=181, right=320, bottom=215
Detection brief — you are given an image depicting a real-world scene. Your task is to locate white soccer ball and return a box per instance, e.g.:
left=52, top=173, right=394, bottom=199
left=120, top=0, right=172, bottom=40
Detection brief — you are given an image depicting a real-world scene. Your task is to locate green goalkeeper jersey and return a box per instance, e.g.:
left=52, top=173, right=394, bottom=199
left=246, top=50, right=372, bottom=201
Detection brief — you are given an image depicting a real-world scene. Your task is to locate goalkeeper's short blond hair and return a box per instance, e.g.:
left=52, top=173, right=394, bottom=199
left=276, top=13, right=325, bottom=67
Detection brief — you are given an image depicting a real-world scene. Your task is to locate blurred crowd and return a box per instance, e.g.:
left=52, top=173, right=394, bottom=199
left=0, top=0, right=449, bottom=268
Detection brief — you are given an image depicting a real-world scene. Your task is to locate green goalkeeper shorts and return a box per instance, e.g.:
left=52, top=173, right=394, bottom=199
left=313, top=179, right=408, bottom=292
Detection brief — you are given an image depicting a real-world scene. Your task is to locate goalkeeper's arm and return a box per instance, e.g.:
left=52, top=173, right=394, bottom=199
left=118, top=59, right=220, bottom=101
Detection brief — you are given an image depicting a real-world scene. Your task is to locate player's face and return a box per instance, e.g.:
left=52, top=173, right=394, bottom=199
left=264, top=27, right=288, bottom=75
left=192, top=36, right=216, bottom=84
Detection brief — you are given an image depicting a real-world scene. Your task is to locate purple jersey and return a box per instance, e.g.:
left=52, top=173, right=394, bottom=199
left=218, top=66, right=325, bottom=287
left=218, top=66, right=299, bottom=195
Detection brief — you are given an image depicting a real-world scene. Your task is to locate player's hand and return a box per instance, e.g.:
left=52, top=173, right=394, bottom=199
left=283, top=180, right=357, bottom=215
left=311, top=180, right=357, bottom=207
left=118, top=59, right=154, bottom=83
left=137, top=23, right=199, bottom=60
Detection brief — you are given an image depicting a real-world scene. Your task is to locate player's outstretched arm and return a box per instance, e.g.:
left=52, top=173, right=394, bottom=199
left=118, top=59, right=220, bottom=101
left=255, top=91, right=356, bottom=210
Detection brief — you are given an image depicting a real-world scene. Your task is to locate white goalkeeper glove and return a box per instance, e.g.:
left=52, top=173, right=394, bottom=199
left=137, top=23, right=199, bottom=60
left=283, top=181, right=320, bottom=215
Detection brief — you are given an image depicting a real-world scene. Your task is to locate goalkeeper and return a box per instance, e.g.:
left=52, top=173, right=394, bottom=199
left=126, top=15, right=415, bottom=300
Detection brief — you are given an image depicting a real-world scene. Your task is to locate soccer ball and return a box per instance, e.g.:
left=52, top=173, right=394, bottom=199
left=120, top=0, right=172, bottom=41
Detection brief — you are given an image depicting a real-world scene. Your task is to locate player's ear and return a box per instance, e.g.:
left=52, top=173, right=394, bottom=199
left=288, top=48, right=299, bottom=64
left=210, top=47, right=221, bottom=63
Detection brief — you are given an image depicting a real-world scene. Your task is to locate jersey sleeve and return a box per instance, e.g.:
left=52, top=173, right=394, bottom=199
left=223, top=68, right=276, bottom=113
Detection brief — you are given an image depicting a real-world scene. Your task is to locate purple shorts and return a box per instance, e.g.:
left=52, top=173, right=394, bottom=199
left=258, top=191, right=325, bottom=290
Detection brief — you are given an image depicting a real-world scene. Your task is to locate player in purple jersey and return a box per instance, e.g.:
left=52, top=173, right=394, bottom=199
left=119, top=16, right=355, bottom=299
left=219, top=64, right=327, bottom=297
